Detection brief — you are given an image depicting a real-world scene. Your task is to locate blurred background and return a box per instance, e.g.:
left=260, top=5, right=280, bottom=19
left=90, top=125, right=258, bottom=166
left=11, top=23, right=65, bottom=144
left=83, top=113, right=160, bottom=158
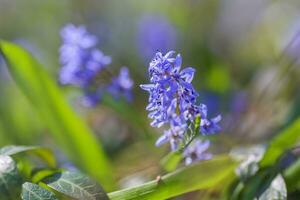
left=1, top=0, right=300, bottom=198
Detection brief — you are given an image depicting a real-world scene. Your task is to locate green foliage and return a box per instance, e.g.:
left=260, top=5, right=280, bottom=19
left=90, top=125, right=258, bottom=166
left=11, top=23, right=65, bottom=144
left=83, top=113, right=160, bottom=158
left=260, top=117, right=300, bottom=167
left=0, top=145, right=110, bottom=200
left=0, top=145, right=56, bottom=168
left=160, top=151, right=182, bottom=172
left=21, top=182, right=58, bottom=200
left=0, top=40, right=114, bottom=189
left=108, top=155, right=237, bottom=200
left=0, top=155, right=23, bottom=200
left=44, top=171, right=109, bottom=200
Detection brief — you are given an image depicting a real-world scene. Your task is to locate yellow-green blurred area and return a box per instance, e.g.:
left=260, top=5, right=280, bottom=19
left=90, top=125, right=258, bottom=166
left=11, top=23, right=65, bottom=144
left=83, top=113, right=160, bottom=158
left=1, top=0, right=300, bottom=198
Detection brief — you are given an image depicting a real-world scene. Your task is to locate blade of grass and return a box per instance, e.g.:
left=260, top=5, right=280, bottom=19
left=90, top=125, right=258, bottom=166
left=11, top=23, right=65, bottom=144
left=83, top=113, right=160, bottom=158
left=108, top=155, right=236, bottom=200
left=0, top=40, right=114, bottom=190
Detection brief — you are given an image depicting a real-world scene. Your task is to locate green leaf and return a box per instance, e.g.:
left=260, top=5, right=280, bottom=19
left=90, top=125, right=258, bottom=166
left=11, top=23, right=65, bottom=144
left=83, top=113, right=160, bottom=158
left=108, top=155, right=237, bottom=200
left=0, top=155, right=23, bottom=200
left=0, top=145, right=56, bottom=168
left=284, top=158, right=300, bottom=191
left=21, top=182, right=58, bottom=200
left=31, top=168, right=63, bottom=183
left=160, top=151, right=182, bottom=172
left=235, top=167, right=279, bottom=200
left=44, top=171, right=109, bottom=200
left=260, top=117, right=300, bottom=167
left=0, top=40, right=114, bottom=190
left=258, top=174, right=287, bottom=200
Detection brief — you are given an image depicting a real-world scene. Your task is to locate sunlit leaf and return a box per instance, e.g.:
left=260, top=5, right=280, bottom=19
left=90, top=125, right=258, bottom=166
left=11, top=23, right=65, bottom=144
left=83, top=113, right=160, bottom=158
left=21, top=182, right=58, bottom=200
left=108, top=155, right=237, bottom=200
left=31, top=168, right=63, bottom=183
left=0, top=155, right=22, bottom=200
left=160, top=151, right=182, bottom=172
left=0, top=145, right=56, bottom=168
left=44, top=171, right=109, bottom=200
left=0, top=40, right=114, bottom=189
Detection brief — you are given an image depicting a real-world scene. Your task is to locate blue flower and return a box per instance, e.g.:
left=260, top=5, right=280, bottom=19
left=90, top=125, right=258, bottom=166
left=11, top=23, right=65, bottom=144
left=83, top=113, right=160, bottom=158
left=200, top=115, right=222, bottom=135
left=183, top=139, right=212, bottom=165
left=59, top=24, right=111, bottom=86
left=107, top=67, right=134, bottom=102
left=141, top=51, right=221, bottom=154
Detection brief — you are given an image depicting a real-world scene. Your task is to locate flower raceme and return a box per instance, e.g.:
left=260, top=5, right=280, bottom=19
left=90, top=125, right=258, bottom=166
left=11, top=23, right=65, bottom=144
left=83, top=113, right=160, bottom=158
left=59, top=24, right=133, bottom=106
left=140, top=51, right=221, bottom=165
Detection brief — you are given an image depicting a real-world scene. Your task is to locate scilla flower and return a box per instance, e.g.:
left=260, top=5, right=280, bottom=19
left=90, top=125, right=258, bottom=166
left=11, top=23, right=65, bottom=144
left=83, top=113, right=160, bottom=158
left=59, top=24, right=133, bottom=106
left=141, top=51, right=221, bottom=165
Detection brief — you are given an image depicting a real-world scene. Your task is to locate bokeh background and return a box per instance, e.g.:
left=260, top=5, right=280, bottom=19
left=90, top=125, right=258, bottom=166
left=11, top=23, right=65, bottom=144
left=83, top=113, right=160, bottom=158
left=1, top=0, right=300, bottom=198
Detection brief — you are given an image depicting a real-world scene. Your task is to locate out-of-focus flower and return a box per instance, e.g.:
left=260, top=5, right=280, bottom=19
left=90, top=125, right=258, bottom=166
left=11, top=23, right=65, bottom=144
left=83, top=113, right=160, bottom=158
left=59, top=24, right=111, bottom=86
left=107, top=67, right=134, bottom=102
left=59, top=24, right=133, bottom=106
left=136, top=15, right=176, bottom=60
left=183, top=140, right=212, bottom=165
left=141, top=51, right=221, bottom=156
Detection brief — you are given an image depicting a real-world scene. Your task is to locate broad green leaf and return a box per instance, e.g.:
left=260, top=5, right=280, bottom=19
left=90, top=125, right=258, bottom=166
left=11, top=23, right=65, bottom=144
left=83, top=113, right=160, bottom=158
left=108, top=155, right=237, bottom=200
left=21, top=182, right=58, bottom=200
left=44, top=171, right=109, bottom=200
left=258, top=174, right=287, bottom=200
left=0, top=40, right=114, bottom=189
left=260, top=117, right=300, bottom=167
left=0, top=145, right=56, bottom=168
left=0, top=155, right=22, bottom=200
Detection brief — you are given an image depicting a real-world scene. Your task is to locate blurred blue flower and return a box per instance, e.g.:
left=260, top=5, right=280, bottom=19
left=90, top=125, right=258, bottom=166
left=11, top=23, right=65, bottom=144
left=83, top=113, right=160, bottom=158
left=107, top=67, right=134, bottom=102
left=59, top=24, right=111, bottom=86
left=183, top=140, right=212, bottom=165
left=141, top=51, right=221, bottom=152
left=59, top=24, right=134, bottom=107
left=136, top=15, right=176, bottom=60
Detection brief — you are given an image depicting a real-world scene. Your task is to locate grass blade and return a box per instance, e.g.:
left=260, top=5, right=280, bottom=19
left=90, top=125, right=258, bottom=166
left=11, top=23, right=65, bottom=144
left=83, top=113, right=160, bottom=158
left=108, top=155, right=236, bottom=200
left=0, top=40, right=114, bottom=190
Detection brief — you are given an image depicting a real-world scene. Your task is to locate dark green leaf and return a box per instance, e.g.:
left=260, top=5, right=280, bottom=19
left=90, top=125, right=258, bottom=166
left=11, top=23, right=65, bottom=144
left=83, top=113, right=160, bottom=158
left=0, top=40, right=114, bottom=190
left=258, top=174, right=287, bottom=200
left=21, top=182, right=58, bottom=200
left=44, top=171, right=109, bottom=200
left=0, top=155, right=22, bottom=200
left=108, top=155, right=237, bottom=200
left=284, top=158, right=300, bottom=191
left=236, top=167, right=279, bottom=200
left=0, top=145, right=56, bottom=168
left=260, top=117, right=300, bottom=167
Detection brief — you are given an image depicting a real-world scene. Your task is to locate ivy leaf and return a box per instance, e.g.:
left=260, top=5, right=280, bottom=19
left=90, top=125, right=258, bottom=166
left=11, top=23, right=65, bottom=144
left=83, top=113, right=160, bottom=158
left=21, top=182, right=58, bottom=200
left=44, top=171, right=109, bottom=200
left=0, top=155, right=23, bottom=200
left=0, top=145, right=56, bottom=168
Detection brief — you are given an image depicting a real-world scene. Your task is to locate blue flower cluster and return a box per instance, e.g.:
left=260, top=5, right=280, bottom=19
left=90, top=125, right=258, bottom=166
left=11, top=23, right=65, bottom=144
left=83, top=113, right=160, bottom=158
left=141, top=51, right=221, bottom=164
left=59, top=24, right=133, bottom=106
